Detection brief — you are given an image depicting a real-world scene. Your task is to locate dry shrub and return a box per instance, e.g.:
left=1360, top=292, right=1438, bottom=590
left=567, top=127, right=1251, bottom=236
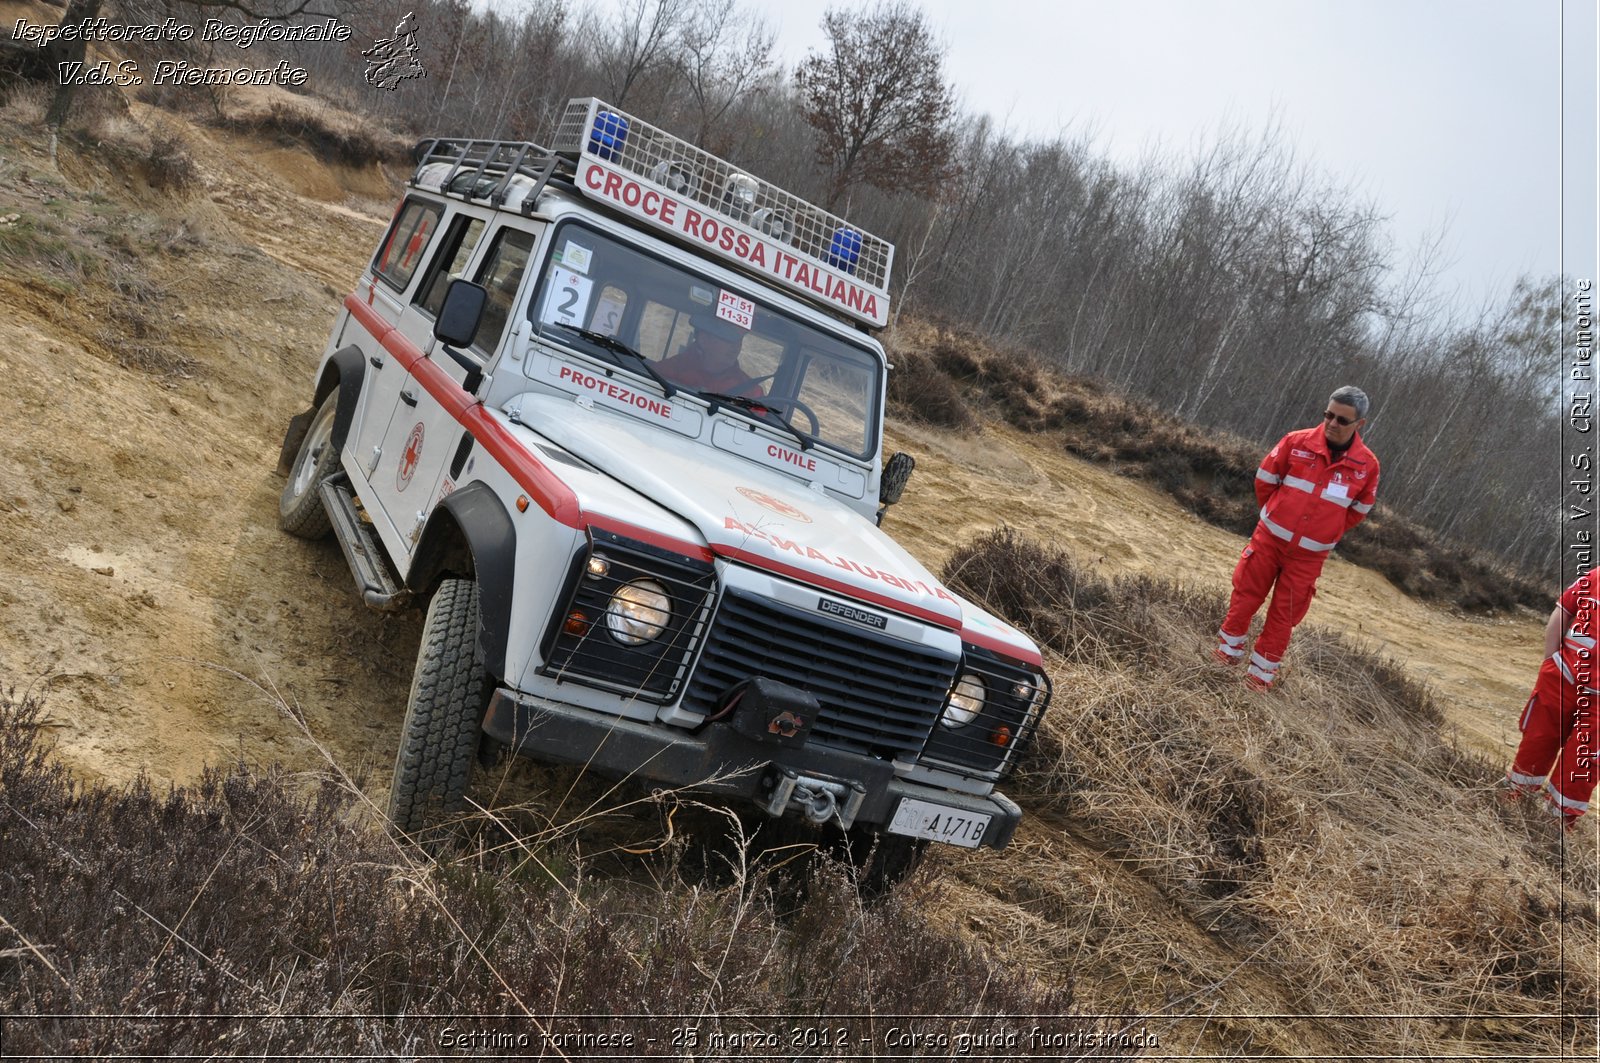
left=893, top=315, right=1547, bottom=613
left=943, top=528, right=1598, bottom=1058
left=0, top=686, right=1125, bottom=1059
left=926, top=322, right=1049, bottom=427
left=0, top=80, right=51, bottom=125
left=884, top=336, right=978, bottom=431
left=140, top=129, right=198, bottom=191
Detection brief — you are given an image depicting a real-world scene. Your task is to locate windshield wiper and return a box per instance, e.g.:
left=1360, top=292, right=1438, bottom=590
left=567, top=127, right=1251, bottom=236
left=700, top=392, right=812, bottom=451
left=549, top=324, right=676, bottom=399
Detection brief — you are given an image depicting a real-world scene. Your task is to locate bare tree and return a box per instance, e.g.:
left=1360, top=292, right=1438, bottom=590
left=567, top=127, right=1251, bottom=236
left=586, top=0, right=689, bottom=108
left=794, top=0, right=957, bottom=210
left=676, top=0, right=774, bottom=149
left=41, top=0, right=337, bottom=133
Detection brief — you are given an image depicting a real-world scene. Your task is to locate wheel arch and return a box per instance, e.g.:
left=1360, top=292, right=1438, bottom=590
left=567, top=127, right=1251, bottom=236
left=318, top=346, right=367, bottom=450
left=275, top=347, right=367, bottom=476
left=410, top=482, right=516, bottom=678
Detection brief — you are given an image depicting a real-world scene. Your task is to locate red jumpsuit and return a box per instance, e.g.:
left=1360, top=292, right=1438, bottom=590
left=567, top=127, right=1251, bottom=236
left=1215, top=425, right=1380, bottom=687
left=1507, top=572, right=1598, bottom=824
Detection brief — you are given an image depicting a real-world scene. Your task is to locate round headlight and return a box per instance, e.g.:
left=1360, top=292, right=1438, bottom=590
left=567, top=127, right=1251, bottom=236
left=606, top=579, right=671, bottom=645
left=941, top=673, right=986, bottom=728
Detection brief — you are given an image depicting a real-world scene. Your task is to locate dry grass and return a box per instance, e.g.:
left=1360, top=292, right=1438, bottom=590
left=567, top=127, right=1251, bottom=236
left=944, top=528, right=1598, bottom=1058
left=208, top=88, right=412, bottom=169
left=0, top=683, right=1124, bottom=1058
left=891, top=319, right=1549, bottom=613
left=0, top=124, right=200, bottom=382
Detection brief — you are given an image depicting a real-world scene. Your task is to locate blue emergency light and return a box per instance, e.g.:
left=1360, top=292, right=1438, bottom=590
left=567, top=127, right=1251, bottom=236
left=589, top=111, right=629, bottom=161
left=826, top=228, right=863, bottom=274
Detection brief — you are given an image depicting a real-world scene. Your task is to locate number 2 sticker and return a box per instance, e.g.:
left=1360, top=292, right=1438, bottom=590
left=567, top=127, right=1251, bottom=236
left=540, top=270, right=593, bottom=327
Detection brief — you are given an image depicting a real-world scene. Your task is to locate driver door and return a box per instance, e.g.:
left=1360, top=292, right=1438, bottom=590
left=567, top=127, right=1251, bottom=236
left=368, top=223, right=540, bottom=561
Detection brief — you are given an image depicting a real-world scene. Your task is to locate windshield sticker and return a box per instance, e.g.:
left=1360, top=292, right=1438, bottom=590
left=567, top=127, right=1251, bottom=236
left=558, top=242, right=593, bottom=275
left=735, top=486, right=812, bottom=523
left=592, top=293, right=626, bottom=336
left=717, top=290, right=755, bottom=331
left=540, top=269, right=594, bottom=328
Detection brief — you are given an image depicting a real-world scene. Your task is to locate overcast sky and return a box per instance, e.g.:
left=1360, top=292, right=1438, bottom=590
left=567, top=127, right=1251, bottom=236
left=742, top=0, right=1598, bottom=313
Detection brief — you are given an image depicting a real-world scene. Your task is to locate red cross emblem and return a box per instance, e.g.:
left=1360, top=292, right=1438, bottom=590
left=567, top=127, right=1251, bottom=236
left=735, top=486, right=812, bottom=523
left=397, top=422, right=425, bottom=491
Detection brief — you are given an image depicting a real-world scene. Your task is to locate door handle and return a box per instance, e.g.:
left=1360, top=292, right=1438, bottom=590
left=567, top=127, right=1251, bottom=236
left=399, top=389, right=419, bottom=407
left=369, top=355, right=385, bottom=369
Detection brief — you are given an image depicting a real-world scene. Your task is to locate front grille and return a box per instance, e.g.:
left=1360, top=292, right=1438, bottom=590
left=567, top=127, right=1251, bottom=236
left=682, top=591, right=959, bottom=759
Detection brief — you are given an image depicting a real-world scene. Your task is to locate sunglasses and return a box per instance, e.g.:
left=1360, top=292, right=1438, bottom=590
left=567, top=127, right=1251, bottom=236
left=1323, top=410, right=1357, bottom=427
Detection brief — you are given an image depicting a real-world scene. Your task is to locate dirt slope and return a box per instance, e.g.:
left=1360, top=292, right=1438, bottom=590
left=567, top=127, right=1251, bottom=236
left=0, top=121, right=1541, bottom=791
left=2, top=91, right=1586, bottom=1058
left=883, top=420, right=1543, bottom=763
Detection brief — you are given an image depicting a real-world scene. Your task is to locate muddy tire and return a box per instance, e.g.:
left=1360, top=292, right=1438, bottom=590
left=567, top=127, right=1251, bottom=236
left=278, top=393, right=338, bottom=539
left=388, top=578, right=490, bottom=838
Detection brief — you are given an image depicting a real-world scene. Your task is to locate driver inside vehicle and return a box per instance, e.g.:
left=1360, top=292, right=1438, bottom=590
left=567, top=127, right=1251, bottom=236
left=657, top=314, right=765, bottom=398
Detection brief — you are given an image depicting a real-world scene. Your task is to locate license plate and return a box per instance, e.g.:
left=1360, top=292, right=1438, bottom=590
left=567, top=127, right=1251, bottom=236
left=887, top=798, right=990, bottom=848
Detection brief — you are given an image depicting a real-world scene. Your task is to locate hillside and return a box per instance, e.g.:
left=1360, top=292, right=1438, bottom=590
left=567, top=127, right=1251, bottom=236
left=0, top=89, right=1593, bottom=1060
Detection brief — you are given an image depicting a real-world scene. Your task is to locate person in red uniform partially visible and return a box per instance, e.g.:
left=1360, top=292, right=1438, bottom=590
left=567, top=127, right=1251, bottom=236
left=1213, top=386, right=1380, bottom=690
left=1504, top=571, right=1598, bottom=830
left=658, top=314, right=765, bottom=399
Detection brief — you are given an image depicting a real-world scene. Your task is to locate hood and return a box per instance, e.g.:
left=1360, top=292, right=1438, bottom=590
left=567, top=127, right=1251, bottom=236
left=511, top=393, right=966, bottom=629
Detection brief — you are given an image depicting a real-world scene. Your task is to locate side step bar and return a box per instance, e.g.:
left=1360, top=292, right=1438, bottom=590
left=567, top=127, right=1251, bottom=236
left=319, top=475, right=413, bottom=613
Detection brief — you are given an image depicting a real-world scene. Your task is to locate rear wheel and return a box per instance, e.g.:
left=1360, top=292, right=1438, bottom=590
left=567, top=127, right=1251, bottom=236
left=278, top=393, right=338, bottom=539
left=388, top=578, right=490, bottom=838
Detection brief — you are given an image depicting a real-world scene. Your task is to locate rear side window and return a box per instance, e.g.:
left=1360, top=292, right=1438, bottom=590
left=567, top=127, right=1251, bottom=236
left=373, top=199, right=441, bottom=293
left=415, top=215, right=487, bottom=317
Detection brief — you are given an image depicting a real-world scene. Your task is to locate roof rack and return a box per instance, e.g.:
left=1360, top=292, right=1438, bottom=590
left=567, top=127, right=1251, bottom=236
left=409, top=138, right=564, bottom=216
left=408, top=99, right=896, bottom=328
left=552, top=98, right=893, bottom=328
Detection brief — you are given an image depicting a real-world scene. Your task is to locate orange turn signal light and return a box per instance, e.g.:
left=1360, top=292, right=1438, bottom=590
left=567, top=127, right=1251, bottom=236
left=516, top=495, right=530, bottom=513
left=991, top=725, right=1012, bottom=747
left=564, top=611, right=590, bottom=635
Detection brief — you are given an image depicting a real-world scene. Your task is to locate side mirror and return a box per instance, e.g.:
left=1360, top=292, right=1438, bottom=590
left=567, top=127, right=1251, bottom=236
left=435, top=279, right=487, bottom=348
left=879, top=451, right=915, bottom=506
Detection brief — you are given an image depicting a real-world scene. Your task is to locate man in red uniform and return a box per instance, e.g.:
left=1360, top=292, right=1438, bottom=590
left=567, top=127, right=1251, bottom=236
left=1504, top=571, right=1597, bottom=830
left=1213, top=386, right=1380, bottom=690
left=658, top=315, right=764, bottom=398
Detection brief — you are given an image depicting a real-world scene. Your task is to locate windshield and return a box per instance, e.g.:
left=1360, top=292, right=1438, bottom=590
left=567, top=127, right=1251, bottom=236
left=525, top=221, right=881, bottom=458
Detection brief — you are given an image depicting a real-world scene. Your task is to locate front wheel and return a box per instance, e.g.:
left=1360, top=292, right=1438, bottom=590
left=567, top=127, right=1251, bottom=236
left=388, top=578, right=490, bottom=838
left=278, top=393, right=339, bottom=539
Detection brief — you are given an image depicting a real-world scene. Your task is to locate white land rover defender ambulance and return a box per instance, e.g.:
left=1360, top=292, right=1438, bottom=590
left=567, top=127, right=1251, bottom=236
left=277, top=98, right=1051, bottom=869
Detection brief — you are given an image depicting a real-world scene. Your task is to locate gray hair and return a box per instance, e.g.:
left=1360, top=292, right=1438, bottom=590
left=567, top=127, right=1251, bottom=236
left=1329, top=385, right=1369, bottom=420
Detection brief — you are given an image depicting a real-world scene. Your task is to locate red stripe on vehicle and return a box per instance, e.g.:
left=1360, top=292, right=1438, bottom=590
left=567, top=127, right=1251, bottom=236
left=345, top=296, right=583, bottom=527
left=962, top=630, right=1044, bottom=670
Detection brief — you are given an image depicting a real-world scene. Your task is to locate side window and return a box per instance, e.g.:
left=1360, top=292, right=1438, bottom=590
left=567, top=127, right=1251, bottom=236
left=415, top=215, right=486, bottom=317
left=473, top=227, right=537, bottom=355
left=373, top=199, right=441, bottom=293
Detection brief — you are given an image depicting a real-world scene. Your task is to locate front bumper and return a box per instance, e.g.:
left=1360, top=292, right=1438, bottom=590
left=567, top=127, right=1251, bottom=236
left=481, top=688, right=1023, bottom=849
